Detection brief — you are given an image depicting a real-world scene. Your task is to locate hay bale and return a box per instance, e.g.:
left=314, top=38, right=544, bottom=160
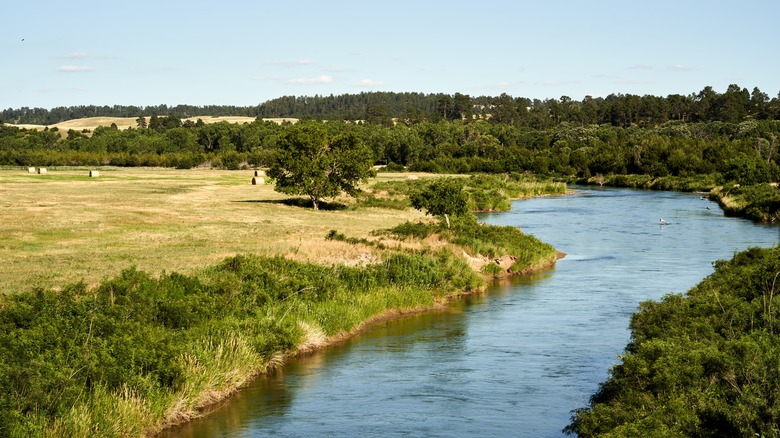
left=406, top=174, right=418, bottom=180
left=254, top=170, right=266, bottom=177
left=37, top=168, right=47, bottom=175
left=28, top=167, right=36, bottom=173
left=89, top=170, right=100, bottom=177
left=252, top=177, right=265, bottom=185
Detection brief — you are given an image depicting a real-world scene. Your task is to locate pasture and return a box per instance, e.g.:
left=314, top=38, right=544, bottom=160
left=0, top=167, right=424, bottom=294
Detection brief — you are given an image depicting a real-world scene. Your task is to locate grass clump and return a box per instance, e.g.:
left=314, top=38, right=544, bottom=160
left=382, top=214, right=558, bottom=274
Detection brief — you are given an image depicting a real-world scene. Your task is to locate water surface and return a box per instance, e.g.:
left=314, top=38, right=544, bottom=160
left=163, top=187, right=778, bottom=437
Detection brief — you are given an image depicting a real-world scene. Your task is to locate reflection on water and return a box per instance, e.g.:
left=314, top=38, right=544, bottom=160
left=163, top=187, right=779, bottom=438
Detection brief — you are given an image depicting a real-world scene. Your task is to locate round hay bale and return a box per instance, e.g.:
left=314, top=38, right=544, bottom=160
left=28, top=167, right=36, bottom=173
left=406, top=174, right=419, bottom=180
left=37, top=168, right=47, bottom=175
left=254, top=170, right=266, bottom=177
left=89, top=170, right=100, bottom=177
left=252, top=177, right=265, bottom=185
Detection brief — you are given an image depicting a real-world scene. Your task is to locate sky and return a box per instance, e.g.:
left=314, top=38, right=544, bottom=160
left=3, top=0, right=779, bottom=109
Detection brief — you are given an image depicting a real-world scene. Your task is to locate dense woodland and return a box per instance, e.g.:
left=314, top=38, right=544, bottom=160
left=4, top=84, right=780, bottom=126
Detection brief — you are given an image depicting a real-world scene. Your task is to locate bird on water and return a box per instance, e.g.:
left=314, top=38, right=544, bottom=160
left=660, top=218, right=670, bottom=225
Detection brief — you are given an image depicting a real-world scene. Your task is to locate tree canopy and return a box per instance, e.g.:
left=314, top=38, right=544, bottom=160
left=410, top=178, right=469, bottom=228
left=267, top=122, right=376, bottom=209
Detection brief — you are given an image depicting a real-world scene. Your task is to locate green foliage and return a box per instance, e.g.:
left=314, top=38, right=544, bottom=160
left=723, top=153, right=775, bottom=185
left=380, top=220, right=439, bottom=240
left=409, top=178, right=469, bottom=227
left=715, top=183, right=780, bottom=222
left=448, top=215, right=557, bottom=271
left=0, top=249, right=484, bottom=436
left=580, top=173, right=721, bottom=192
left=267, top=122, right=376, bottom=209
left=481, top=262, right=504, bottom=277
left=567, top=246, right=780, bottom=437
left=325, top=229, right=385, bottom=248
left=381, top=162, right=406, bottom=172
left=383, top=214, right=557, bottom=273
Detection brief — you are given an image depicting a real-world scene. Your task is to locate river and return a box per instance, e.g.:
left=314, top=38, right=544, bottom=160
left=162, top=187, right=779, bottom=437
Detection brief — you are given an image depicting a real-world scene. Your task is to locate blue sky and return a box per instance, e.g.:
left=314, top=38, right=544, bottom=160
left=3, top=0, right=779, bottom=109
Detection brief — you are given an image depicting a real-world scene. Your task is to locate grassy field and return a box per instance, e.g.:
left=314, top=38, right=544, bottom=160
left=0, top=167, right=426, bottom=294
left=0, top=167, right=563, bottom=436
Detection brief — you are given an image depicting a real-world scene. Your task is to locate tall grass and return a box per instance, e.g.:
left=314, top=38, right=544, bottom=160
left=711, top=183, right=780, bottom=222
left=382, top=214, right=558, bottom=274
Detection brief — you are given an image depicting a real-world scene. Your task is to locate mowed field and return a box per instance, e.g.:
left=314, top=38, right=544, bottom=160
left=10, top=115, right=298, bottom=132
left=0, top=167, right=425, bottom=294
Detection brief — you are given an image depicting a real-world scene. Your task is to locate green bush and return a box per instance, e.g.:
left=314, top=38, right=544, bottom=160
left=567, top=247, right=780, bottom=437
left=0, top=250, right=483, bottom=436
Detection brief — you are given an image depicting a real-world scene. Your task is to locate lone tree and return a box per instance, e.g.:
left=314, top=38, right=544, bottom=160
left=268, top=122, right=376, bottom=210
left=410, top=178, right=469, bottom=228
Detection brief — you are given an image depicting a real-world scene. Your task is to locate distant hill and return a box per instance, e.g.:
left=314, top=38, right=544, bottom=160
left=1, top=92, right=486, bottom=125
left=3, top=86, right=779, bottom=127
left=8, top=116, right=297, bottom=133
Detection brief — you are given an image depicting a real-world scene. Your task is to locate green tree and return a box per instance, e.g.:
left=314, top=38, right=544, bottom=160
left=453, top=93, right=473, bottom=120
left=410, top=178, right=469, bottom=228
left=267, top=122, right=376, bottom=210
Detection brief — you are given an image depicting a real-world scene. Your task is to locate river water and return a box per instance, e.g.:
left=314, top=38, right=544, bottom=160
left=163, top=187, right=779, bottom=437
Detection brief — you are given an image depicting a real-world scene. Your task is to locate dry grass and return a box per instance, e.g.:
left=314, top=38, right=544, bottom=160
left=8, top=116, right=298, bottom=133
left=0, top=167, right=425, bottom=294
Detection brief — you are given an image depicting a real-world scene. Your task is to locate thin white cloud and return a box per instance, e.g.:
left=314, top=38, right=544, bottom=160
left=57, top=65, right=95, bottom=72
left=669, top=64, right=692, bottom=72
left=64, top=51, right=89, bottom=58
left=627, top=64, right=654, bottom=70
left=351, top=79, right=384, bottom=87
left=286, top=75, right=334, bottom=84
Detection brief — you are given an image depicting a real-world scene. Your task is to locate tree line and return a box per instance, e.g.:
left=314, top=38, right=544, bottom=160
left=4, top=85, right=780, bottom=127
left=3, top=115, right=779, bottom=188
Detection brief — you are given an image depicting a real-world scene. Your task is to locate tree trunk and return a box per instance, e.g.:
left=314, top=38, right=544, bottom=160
left=311, top=197, right=319, bottom=210
left=444, top=213, right=451, bottom=229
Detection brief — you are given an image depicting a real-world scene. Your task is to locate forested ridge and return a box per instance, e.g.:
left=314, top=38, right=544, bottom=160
left=4, top=84, right=780, bottom=126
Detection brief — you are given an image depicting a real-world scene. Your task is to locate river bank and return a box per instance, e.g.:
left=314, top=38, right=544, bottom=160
left=160, top=187, right=780, bottom=438
left=0, top=210, right=560, bottom=438
left=153, top=218, right=562, bottom=435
